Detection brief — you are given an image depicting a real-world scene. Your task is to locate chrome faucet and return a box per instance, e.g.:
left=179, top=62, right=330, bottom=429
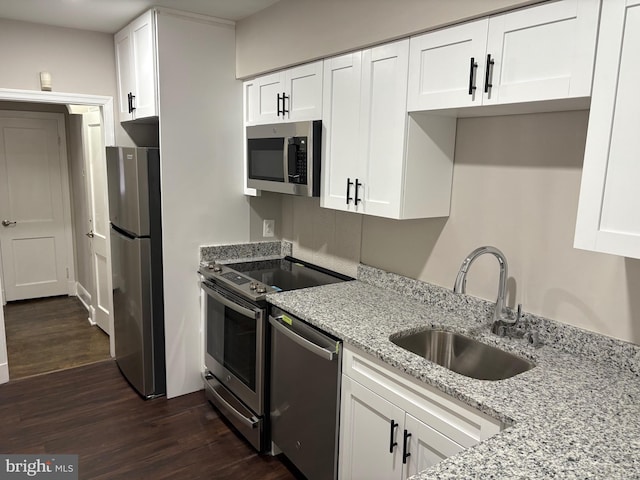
left=453, top=246, right=512, bottom=331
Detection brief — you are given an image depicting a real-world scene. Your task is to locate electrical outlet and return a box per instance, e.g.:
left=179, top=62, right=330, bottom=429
left=263, top=219, right=275, bottom=237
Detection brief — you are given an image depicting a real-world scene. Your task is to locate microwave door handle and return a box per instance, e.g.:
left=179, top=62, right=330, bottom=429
left=201, top=283, right=258, bottom=319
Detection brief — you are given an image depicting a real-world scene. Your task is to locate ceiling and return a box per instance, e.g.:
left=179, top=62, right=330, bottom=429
left=0, top=0, right=281, bottom=33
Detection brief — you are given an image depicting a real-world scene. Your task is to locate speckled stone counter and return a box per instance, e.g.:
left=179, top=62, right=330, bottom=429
left=200, top=240, right=292, bottom=264
left=267, top=265, right=640, bottom=479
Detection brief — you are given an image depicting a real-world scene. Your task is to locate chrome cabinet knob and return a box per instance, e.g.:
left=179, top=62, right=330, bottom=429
left=2, top=220, right=16, bottom=227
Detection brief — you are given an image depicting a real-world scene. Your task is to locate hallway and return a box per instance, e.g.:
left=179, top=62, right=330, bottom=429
left=4, top=295, right=110, bottom=379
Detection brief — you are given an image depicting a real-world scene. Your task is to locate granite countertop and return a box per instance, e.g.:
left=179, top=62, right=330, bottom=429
left=267, top=274, right=640, bottom=479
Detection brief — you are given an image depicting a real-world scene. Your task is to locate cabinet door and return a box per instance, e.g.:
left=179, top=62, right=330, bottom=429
left=284, top=61, right=323, bottom=121
left=247, top=71, right=284, bottom=125
left=321, top=52, right=363, bottom=212
left=114, top=28, right=134, bottom=121
left=130, top=10, right=157, bottom=119
left=574, top=0, right=640, bottom=258
left=484, top=0, right=599, bottom=106
left=360, top=39, right=409, bottom=218
left=339, top=375, right=404, bottom=480
left=246, top=62, right=323, bottom=125
left=407, top=20, right=488, bottom=111
left=403, top=413, right=465, bottom=478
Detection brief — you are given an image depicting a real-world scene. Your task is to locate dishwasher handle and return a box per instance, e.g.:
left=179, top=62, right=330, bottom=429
left=270, top=316, right=338, bottom=361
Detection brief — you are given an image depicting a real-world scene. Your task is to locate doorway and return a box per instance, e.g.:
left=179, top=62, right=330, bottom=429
left=0, top=89, right=116, bottom=383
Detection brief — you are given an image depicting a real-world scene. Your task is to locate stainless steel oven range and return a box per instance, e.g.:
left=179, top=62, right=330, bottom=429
left=199, top=256, right=351, bottom=452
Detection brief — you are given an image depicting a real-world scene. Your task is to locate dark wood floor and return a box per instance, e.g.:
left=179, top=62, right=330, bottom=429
left=4, top=296, right=111, bottom=379
left=0, top=360, right=298, bottom=479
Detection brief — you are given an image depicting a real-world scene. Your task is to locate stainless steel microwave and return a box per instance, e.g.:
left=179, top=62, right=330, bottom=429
left=246, top=120, right=321, bottom=196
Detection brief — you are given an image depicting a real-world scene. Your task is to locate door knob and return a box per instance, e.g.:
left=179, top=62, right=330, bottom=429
left=85, top=231, right=94, bottom=238
left=2, top=220, right=16, bottom=227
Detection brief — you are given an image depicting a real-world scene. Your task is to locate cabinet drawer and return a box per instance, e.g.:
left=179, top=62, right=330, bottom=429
left=343, top=344, right=501, bottom=448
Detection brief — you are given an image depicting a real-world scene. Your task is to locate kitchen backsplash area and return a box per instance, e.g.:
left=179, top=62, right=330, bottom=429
left=279, top=195, right=363, bottom=278
left=247, top=109, right=640, bottom=346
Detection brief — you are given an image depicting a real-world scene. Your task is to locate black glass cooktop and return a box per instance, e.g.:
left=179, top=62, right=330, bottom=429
left=225, top=256, right=352, bottom=292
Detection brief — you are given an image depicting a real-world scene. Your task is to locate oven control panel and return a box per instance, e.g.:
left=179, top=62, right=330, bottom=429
left=199, top=262, right=273, bottom=301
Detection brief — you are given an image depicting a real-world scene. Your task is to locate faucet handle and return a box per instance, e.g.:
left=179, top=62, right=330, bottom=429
left=514, top=303, right=523, bottom=323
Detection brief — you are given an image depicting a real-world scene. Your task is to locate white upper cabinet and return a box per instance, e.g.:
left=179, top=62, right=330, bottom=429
left=322, top=39, right=456, bottom=219
left=408, top=0, right=600, bottom=111
left=574, top=0, right=640, bottom=258
left=408, top=20, right=489, bottom=110
left=244, top=61, right=323, bottom=125
left=114, top=10, right=158, bottom=121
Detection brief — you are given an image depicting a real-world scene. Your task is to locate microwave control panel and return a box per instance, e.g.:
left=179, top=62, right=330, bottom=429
left=289, top=137, right=307, bottom=184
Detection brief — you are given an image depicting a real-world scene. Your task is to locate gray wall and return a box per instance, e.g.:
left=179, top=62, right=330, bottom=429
left=235, top=0, right=537, bottom=78
left=0, top=17, right=130, bottom=145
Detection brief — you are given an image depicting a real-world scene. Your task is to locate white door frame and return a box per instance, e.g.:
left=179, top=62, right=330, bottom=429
left=0, top=89, right=115, bottom=145
left=0, top=89, right=116, bottom=383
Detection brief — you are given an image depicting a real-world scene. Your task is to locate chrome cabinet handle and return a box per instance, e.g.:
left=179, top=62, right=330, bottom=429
left=2, top=220, right=16, bottom=227
left=85, top=231, right=94, bottom=238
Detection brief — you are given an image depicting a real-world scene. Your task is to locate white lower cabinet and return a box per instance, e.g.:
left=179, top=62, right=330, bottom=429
left=339, top=345, right=502, bottom=479
left=340, top=376, right=405, bottom=480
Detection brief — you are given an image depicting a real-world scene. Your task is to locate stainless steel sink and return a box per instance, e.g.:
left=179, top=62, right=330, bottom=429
left=390, top=329, right=534, bottom=381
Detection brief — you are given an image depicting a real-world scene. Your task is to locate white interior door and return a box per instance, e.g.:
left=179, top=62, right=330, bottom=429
left=82, top=110, right=113, bottom=340
left=0, top=111, right=72, bottom=301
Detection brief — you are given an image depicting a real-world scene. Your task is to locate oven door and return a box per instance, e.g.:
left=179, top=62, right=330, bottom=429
left=202, top=281, right=265, bottom=415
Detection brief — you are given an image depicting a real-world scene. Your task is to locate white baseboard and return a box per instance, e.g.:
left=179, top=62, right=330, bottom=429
left=0, top=362, right=8, bottom=384
left=75, top=282, right=97, bottom=325
left=88, top=306, right=96, bottom=326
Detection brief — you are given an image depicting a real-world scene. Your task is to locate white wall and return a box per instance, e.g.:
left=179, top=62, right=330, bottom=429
left=156, top=11, right=250, bottom=398
left=280, top=197, right=362, bottom=278
left=235, top=0, right=537, bottom=78
left=0, top=18, right=129, bottom=144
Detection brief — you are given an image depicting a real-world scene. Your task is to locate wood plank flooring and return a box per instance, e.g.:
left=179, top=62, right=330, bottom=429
left=4, top=296, right=111, bottom=379
left=0, top=360, right=299, bottom=479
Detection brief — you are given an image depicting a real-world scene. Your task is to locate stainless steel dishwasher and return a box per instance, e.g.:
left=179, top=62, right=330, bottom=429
left=269, top=306, right=342, bottom=480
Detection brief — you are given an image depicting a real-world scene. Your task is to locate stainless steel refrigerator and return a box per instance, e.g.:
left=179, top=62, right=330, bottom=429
left=107, top=146, right=166, bottom=398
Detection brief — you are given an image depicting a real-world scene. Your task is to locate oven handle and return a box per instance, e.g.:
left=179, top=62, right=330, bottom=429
left=203, top=373, right=260, bottom=429
left=201, top=283, right=259, bottom=319
left=270, top=316, right=337, bottom=361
